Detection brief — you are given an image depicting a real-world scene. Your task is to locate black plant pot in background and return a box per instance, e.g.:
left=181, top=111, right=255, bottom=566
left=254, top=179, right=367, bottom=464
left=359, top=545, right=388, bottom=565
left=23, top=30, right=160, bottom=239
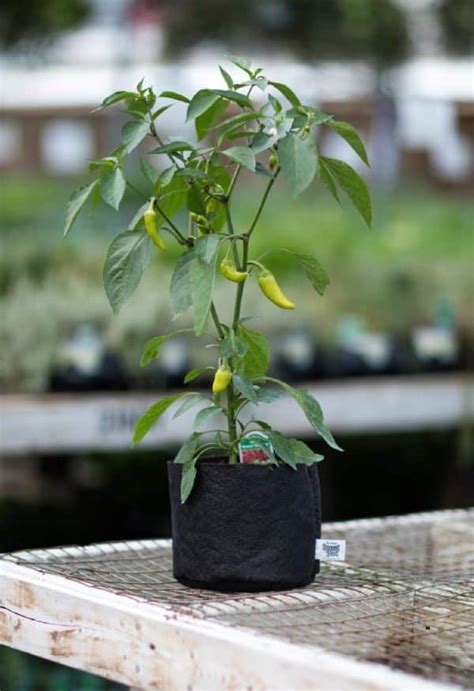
left=168, top=461, right=321, bottom=592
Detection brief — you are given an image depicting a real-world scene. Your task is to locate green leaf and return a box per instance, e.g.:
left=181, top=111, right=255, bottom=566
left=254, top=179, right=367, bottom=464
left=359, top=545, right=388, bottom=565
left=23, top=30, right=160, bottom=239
left=195, top=98, right=227, bottom=141
left=267, top=430, right=324, bottom=469
left=192, top=251, right=218, bottom=336
left=133, top=393, right=187, bottom=444
left=63, top=180, right=98, bottom=236
left=170, top=251, right=195, bottom=318
left=121, top=120, right=150, bottom=154
left=223, top=146, right=256, bottom=171
left=219, top=332, right=248, bottom=359
left=278, top=133, right=317, bottom=197
left=237, top=325, right=270, bottom=378
left=139, top=157, right=159, bottom=185
left=307, top=107, right=333, bottom=125
left=180, top=456, right=198, bottom=503
left=103, top=231, right=151, bottom=314
left=159, top=90, right=190, bottom=104
left=159, top=165, right=176, bottom=187
left=94, top=90, right=136, bottom=111
left=100, top=168, right=126, bottom=210
left=184, top=367, right=213, bottom=384
left=318, top=158, right=340, bottom=203
left=187, top=185, right=206, bottom=215
left=216, top=111, right=262, bottom=145
left=293, top=253, right=330, bottom=296
left=194, top=405, right=222, bottom=428
left=268, top=81, right=300, bottom=107
left=226, top=55, right=252, bottom=75
left=151, top=140, right=195, bottom=155
left=128, top=202, right=148, bottom=230
left=219, top=65, right=234, bottom=89
left=173, top=393, right=208, bottom=420
left=251, top=131, right=276, bottom=154
left=187, top=91, right=220, bottom=121
left=328, top=120, right=369, bottom=166
left=322, top=157, right=372, bottom=227
left=140, top=329, right=192, bottom=367
left=152, top=104, right=173, bottom=120
left=174, top=433, right=199, bottom=464
left=187, top=89, right=251, bottom=121
left=194, top=234, right=220, bottom=264
left=293, top=388, right=343, bottom=452
left=265, top=379, right=342, bottom=452
left=254, top=387, right=286, bottom=404
left=156, top=174, right=188, bottom=220
left=232, top=374, right=258, bottom=403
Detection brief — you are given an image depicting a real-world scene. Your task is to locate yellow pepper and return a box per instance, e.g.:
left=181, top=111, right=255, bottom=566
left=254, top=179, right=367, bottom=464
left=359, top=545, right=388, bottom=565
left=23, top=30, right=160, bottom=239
left=212, top=365, right=232, bottom=394
left=220, top=258, right=249, bottom=283
left=144, top=207, right=166, bottom=251
left=257, top=270, right=295, bottom=310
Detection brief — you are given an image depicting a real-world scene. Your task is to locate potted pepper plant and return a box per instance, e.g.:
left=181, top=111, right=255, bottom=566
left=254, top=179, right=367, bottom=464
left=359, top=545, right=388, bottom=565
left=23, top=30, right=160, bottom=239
left=65, top=55, right=371, bottom=592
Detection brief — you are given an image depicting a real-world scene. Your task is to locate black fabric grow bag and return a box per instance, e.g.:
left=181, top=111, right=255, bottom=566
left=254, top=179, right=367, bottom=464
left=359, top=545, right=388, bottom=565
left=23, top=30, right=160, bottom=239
left=168, top=461, right=321, bottom=592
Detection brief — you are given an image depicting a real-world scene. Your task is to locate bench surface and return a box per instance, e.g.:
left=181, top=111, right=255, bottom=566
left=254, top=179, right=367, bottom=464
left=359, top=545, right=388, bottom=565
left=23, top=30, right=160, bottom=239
left=1, top=508, right=473, bottom=690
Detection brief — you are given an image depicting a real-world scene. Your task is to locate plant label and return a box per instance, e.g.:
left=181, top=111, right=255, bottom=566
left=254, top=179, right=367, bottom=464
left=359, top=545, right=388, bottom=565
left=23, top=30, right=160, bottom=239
left=315, top=539, right=346, bottom=561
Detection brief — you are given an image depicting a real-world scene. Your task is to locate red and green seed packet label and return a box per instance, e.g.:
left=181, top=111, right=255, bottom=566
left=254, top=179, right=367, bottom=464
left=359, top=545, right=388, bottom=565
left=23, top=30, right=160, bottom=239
left=238, top=431, right=274, bottom=464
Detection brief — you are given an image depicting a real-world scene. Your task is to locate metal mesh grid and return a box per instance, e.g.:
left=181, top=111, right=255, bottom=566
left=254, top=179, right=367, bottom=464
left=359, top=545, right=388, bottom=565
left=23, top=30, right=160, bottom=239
left=3, top=509, right=474, bottom=688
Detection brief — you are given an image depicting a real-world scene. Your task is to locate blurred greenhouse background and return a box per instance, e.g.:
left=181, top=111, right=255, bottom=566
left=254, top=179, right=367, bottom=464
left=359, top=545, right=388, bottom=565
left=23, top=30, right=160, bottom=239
left=0, top=0, right=473, bottom=688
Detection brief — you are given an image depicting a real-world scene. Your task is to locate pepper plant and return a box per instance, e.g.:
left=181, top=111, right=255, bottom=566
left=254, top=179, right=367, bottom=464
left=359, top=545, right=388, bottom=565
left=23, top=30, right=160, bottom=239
left=65, top=56, right=371, bottom=502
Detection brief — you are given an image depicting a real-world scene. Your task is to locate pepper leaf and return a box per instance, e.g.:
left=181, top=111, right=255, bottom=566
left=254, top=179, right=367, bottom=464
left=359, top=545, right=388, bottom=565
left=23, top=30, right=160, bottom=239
left=194, top=234, right=220, bottom=265
left=103, top=231, right=151, bottom=314
left=267, top=430, right=324, bottom=468
left=321, top=157, right=372, bottom=227
left=232, top=374, right=258, bottom=403
left=195, top=98, right=227, bottom=141
left=278, top=133, right=317, bottom=197
left=236, top=325, right=270, bottom=378
left=63, top=180, right=98, bottom=236
left=223, top=146, right=256, bottom=171
left=194, top=405, right=223, bottom=428
left=133, top=392, right=188, bottom=444
left=328, top=120, right=369, bottom=166
left=121, top=120, right=150, bottom=154
left=140, top=329, right=193, bottom=367
left=192, top=250, right=218, bottom=336
left=100, top=167, right=126, bottom=210
left=268, top=81, right=301, bottom=108
left=170, top=251, right=195, bottom=319
left=293, top=253, right=330, bottom=296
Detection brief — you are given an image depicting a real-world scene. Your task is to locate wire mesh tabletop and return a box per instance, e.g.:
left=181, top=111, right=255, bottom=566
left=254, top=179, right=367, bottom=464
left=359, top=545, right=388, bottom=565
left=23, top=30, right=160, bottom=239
left=1, top=508, right=473, bottom=690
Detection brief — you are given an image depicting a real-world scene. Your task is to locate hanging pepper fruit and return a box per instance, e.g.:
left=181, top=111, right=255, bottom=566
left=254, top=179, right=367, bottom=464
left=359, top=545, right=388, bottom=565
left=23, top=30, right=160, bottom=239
left=220, top=258, right=249, bottom=283
left=257, top=270, right=295, bottom=310
left=144, top=202, right=166, bottom=251
left=212, top=365, right=232, bottom=394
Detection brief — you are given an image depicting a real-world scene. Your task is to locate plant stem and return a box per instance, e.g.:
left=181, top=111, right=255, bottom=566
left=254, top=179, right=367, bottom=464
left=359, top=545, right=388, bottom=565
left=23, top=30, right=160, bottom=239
left=232, top=237, right=249, bottom=328
left=154, top=201, right=191, bottom=246
left=209, top=301, right=237, bottom=463
left=248, top=170, right=279, bottom=236
left=126, top=180, right=147, bottom=200
left=224, top=203, right=241, bottom=268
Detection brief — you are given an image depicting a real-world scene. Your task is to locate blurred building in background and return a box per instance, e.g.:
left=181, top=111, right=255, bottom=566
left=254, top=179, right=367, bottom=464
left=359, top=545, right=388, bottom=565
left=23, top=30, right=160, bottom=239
left=0, top=0, right=473, bottom=187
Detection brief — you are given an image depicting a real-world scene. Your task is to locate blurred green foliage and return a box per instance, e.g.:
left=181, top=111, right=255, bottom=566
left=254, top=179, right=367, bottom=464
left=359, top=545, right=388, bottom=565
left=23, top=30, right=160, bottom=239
left=0, top=0, right=89, bottom=47
left=0, top=647, right=124, bottom=689
left=439, top=0, right=474, bottom=55
left=162, top=0, right=409, bottom=64
left=1, top=174, right=472, bottom=393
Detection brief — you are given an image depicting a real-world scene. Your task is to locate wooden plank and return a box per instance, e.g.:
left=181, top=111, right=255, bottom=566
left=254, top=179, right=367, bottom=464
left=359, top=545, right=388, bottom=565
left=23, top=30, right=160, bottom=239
left=1, top=374, right=472, bottom=456
left=0, top=559, right=451, bottom=691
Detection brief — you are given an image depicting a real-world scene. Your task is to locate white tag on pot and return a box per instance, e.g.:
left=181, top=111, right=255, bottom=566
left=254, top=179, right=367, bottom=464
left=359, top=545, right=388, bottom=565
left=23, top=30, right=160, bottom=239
left=315, top=539, right=346, bottom=561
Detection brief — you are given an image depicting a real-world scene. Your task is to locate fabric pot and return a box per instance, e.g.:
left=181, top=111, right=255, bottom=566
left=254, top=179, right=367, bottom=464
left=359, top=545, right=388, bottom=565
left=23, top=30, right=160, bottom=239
left=168, top=460, right=321, bottom=592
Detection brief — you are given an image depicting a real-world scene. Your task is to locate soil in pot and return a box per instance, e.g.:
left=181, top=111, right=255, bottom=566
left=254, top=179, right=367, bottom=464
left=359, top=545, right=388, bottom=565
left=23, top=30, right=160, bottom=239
left=168, top=460, right=321, bottom=592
